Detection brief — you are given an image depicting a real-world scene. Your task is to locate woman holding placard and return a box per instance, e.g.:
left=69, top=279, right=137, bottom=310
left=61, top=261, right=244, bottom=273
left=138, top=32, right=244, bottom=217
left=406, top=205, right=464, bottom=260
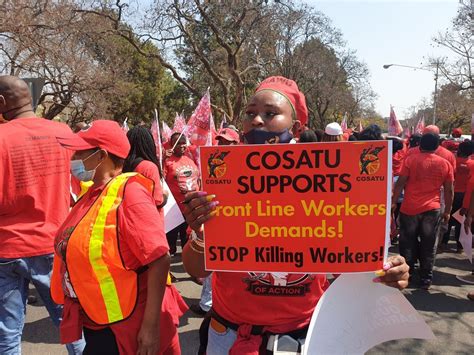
left=181, top=76, right=410, bottom=354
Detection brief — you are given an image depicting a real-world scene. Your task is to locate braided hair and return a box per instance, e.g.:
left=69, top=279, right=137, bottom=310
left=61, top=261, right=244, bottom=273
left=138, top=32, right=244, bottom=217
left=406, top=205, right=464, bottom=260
left=123, top=126, right=163, bottom=178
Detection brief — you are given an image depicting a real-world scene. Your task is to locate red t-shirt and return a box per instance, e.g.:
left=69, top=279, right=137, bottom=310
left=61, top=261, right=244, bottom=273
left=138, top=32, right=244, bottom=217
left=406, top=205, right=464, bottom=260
left=392, top=149, right=406, bottom=177
left=400, top=152, right=454, bottom=215
left=56, top=179, right=186, bottom=354
left=213, top=272, right=329, bottom=333
left=454, top=156, right=472, bottom=193
left=164, top=154, right=200, bottom=212
left=135, top=160, right=164, bottom=206
left=462, top=160, right=474, bottom=209
left=0, top=117, right=72, bottom=258
left=405, top=145, right=456, bottom=170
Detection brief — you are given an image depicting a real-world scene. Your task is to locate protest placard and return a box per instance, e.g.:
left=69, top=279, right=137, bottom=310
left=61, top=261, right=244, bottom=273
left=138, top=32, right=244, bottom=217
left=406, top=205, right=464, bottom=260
left=200, top=141, right=392, bottom=273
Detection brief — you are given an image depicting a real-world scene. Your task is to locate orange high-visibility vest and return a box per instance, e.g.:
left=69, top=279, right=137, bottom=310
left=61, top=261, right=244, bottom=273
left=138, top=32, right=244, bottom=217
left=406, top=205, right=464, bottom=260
left=54, top=173, right=153, bottom=325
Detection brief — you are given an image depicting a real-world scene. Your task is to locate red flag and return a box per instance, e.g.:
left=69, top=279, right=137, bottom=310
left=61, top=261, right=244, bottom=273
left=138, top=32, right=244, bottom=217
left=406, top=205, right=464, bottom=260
left=207, top=113, right=218, bottom=146
left=358, top=120, right=364, bottom=132
left=172, top=113, right=186, bottom=134
left=415, top=116, right=425, bottom=134
left=403, top=126, right=411, bottom=139
left=388, top=106, right=403, bottom=136
left=341, top=112, right=348, bottom=131
left=161, top=120, right=172, bottom=143
left=187, top=90, right=212, bottom=147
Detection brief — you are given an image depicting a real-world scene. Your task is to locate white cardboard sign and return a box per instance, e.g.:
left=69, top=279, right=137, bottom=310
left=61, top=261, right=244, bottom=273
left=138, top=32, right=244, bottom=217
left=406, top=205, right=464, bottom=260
left=303, top=273, right=435, bottom=355
left=162, top=180, right=185, bottom=233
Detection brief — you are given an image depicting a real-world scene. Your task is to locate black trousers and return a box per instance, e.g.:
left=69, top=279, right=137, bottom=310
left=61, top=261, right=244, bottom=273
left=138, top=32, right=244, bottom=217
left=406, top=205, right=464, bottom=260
left=442, top=191, right=464, bottom=245
left=166, top=222, right=188, bottom=255
left=83, top=327, right=119, bottom=355
left=399, top=210, right=441, bottom=281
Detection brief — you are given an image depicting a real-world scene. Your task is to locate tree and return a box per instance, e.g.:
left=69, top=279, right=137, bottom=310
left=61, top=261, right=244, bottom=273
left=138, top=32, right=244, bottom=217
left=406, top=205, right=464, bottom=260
left=0, top=0, right=184, bottom=124
left=434, top=0, right=473, bottom=91
left=80, top=0, right=374, bottom=128
left=435, top=83, right=473, bottom=133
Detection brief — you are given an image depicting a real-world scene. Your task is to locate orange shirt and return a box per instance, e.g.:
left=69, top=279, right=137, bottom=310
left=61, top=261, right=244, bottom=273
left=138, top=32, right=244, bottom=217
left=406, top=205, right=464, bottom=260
left=400, top=152, right=454, bottom=215
left=0, top=117, right=72, bottom=258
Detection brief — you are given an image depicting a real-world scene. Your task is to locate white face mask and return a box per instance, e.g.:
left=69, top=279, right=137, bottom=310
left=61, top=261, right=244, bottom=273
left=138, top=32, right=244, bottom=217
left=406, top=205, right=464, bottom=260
left=70, top=150, right=100, bottom=181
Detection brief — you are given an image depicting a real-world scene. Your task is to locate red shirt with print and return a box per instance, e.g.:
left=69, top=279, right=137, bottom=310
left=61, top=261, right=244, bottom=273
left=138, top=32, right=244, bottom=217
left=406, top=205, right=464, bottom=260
left=164, top=154, right=200, bottom=212
left=0, top=117, right=72, bottom=258
left=135, top=160, right=164, bottom=206
left=213, top=271, right=329, bottom=333
left=400, top=152, right=454, bottom=215
left=56, top=180, right=186, bottom=354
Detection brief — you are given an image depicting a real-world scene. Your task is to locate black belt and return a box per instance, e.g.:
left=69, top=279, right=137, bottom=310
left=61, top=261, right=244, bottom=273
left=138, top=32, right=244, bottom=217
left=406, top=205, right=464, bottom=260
left=210, top=308, right=309, bottom=339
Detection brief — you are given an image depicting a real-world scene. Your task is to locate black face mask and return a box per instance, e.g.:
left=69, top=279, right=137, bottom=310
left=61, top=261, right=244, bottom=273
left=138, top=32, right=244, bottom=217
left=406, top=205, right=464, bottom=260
left=243, top=129, right=293, bottom=144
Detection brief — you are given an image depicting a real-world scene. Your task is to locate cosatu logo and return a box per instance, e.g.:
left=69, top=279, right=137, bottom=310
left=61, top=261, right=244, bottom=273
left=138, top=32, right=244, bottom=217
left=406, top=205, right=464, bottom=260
left=359, top=146, right=385, bottom=175
left=207, top=150, right=230, bottom=179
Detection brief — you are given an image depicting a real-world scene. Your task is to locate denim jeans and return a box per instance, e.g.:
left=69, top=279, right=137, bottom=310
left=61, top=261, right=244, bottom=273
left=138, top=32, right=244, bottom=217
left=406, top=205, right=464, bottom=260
left=199, top=274, right=213, bottom=312
left=207, top=322, right=237, bottom=355
left=399, top=210, right=441, bottom=281
left=0, top=254, right=85, bottom=354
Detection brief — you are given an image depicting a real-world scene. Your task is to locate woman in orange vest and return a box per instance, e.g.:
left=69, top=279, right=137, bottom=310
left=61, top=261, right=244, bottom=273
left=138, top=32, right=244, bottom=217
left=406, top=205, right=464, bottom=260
left=53, top=120, right=185, bottom=354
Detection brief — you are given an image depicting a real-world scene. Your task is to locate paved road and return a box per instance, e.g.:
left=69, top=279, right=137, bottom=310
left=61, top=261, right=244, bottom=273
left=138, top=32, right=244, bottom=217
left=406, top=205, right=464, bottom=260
left=21, top=242, right=473, bottom=354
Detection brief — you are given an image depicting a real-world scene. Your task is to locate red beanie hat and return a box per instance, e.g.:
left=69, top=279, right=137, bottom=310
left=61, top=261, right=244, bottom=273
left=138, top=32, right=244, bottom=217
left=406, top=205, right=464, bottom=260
left=255, top=76, right=308, bottom=126
left=452, top=128, right=462, bottom=138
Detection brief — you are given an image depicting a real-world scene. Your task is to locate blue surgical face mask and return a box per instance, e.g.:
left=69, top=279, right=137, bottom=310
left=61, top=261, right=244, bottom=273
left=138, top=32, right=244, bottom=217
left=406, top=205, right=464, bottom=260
left=243, top=129, right=293, bottom=145
left=70, top=151, right=100, bottom=181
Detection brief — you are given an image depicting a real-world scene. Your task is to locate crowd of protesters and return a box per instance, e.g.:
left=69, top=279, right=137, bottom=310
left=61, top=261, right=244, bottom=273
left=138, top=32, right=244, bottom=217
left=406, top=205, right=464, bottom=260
left=0, top=73, right=472, bottom=355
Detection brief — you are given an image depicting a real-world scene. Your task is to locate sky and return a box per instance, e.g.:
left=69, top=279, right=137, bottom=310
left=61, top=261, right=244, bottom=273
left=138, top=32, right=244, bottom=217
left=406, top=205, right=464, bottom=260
left=307, top=0, right=460, bottom=120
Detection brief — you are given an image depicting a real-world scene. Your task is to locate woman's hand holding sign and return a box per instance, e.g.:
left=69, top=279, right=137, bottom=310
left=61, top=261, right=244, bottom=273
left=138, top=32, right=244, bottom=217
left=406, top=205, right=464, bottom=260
left=182, top=191, right=219, bottom=234
left=181, top=191, right=219, bottom=278
left=373, top=255, right=409, bottom=290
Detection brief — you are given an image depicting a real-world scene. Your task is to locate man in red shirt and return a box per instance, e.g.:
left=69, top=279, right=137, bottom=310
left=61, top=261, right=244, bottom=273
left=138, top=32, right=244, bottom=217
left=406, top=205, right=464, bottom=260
left=164, top=132, right=201, bottom=255
left=0, top=75, right=84, bottom=354
left=393, top=133, right=454, bottom=289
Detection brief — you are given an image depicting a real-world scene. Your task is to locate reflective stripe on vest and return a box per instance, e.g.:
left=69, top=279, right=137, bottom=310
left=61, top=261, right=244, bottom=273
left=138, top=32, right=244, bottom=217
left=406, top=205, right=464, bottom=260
left=66, top=173, right=154, bottom=325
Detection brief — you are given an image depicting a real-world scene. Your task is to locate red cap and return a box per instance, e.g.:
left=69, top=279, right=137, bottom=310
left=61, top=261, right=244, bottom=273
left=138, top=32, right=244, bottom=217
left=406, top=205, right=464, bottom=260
left=452, top=127, right=462, bottom=138
left=255, top=76, right=308, bottom=126
left=57, top=120, right=130, bottom=158
left=423, top=125, right=440, bottom=135
left=216, top=128, right=240, bottom=143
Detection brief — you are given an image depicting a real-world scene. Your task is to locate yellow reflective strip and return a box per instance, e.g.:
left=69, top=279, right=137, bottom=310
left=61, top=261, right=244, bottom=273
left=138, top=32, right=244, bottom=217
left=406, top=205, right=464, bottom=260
left=89, top=175, right=127, bottom=322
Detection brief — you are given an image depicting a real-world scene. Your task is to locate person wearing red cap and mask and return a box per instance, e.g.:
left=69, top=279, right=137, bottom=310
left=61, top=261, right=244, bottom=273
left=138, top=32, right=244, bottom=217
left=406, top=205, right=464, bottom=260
left=53, top=120, right=181, bottom=355
left=181, top=77, right=409, bottom=355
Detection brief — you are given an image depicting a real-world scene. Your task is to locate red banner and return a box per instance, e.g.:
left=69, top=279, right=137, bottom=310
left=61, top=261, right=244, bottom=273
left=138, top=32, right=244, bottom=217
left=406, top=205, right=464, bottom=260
left=187, top=91, right=212, bottom=147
